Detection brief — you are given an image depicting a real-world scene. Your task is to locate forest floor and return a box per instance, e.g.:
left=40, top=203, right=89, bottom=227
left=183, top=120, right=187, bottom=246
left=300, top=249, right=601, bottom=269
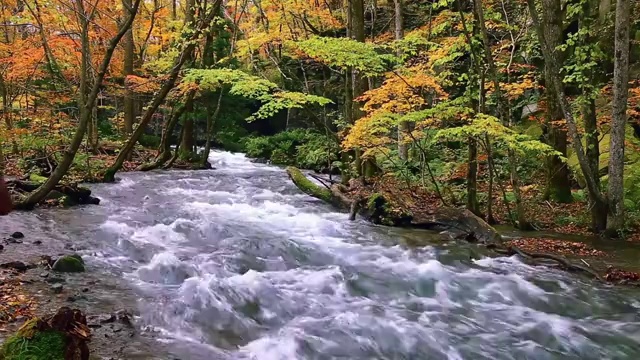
left=2, top=142, right=157, bottom=183
left=0, top=231, right=165, bottom=359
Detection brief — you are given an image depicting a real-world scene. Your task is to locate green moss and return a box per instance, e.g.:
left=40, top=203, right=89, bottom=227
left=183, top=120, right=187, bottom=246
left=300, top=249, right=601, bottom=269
left=52, top=255, right=85, bottom=273
left=367, top=193, right=384, bottom=211
left=286, top=167, right=332, bottom=203
left=28, top=174, right=47, bottom=184
left=0, top=320, right=66, bottom=360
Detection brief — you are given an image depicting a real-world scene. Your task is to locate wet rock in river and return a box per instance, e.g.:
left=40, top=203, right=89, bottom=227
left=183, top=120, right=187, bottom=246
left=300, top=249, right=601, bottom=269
left=10, top=232, right=24, bottom=239
left=0, top=261, right=32, bottom=272
left=52, top=254, right=85, bottom=273
left=51, top=283, right=63, bottom=294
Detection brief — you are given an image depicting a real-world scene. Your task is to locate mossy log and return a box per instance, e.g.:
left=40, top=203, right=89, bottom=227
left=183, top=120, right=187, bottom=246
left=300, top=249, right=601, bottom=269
left=286, top=167, right=352, bottom=210
left=286, top=167, right=502, bottom=245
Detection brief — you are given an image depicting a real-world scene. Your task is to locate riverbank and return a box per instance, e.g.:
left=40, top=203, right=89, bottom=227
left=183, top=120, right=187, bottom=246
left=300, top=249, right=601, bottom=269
left=0, top=223, right=168, bottom=359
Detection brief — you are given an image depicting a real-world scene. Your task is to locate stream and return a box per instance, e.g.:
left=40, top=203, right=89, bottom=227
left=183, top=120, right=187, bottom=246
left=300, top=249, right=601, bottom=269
left=3, top=150, right=640, bottom=359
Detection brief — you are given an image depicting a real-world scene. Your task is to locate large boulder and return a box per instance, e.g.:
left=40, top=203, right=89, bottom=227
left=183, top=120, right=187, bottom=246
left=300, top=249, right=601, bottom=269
left=52, top=255, right=85, bottom=273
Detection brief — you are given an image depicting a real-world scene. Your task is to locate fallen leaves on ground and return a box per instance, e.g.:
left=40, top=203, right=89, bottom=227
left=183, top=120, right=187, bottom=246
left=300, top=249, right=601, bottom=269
left=506, top=238, right=606, bottom=258
left=0, top=270, right=36, bottom=330
left=604, top=266, right=640, bottom=284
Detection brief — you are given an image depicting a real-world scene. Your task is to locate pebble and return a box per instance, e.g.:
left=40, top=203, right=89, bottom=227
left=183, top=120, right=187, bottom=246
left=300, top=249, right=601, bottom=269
left=10, top=232, right=24, bottom=239
left=51, top=283, right=63, bottom=294
left=46, top=276, right=65, bottom=284
left=40, top=272, right=49, bottom=278
left=33, top=240, right=42, bottom=245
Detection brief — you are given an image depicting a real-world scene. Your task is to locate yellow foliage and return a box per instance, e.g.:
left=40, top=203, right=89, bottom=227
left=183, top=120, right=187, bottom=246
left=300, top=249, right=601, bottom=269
left=343, top=66, right=447, bottom=153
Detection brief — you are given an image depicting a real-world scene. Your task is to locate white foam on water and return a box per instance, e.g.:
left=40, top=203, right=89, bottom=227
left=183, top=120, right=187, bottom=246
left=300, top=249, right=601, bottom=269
left=91, top=150, right=640, bottom=359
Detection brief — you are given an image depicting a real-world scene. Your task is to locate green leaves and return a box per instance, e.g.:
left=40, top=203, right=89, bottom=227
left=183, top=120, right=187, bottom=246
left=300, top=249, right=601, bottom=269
left=435, top=113, right=562, bottom=158
left=182, top=69, right=332, bottom=121
left=293, top=36, right=396, bottom=76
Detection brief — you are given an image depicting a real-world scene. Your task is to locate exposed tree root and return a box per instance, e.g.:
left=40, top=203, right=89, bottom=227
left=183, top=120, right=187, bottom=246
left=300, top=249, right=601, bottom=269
left=486, top=244, right=604, bottom=281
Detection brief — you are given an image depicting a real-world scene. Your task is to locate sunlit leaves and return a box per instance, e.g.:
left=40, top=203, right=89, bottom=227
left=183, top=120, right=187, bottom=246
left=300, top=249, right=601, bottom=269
left=293, top=36, right=396, bottom=76
left=181, top=68, right=332, bottom=121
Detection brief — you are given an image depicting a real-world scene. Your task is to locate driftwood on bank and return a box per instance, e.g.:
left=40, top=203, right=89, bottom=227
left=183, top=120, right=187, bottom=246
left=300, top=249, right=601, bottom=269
left=8, top=179, right=100, bottom=209
left=286, top=166, right=611, bottom=283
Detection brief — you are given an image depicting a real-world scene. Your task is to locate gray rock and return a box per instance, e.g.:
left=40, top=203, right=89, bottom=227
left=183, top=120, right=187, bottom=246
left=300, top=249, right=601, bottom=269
left=51, top=283, right=63, bottom=294
left=46, top=276, right=65, bottom=284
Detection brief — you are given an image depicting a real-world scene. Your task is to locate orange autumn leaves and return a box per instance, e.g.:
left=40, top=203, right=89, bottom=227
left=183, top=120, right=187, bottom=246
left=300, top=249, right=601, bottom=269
left=343, top=66, right=447, bottom=156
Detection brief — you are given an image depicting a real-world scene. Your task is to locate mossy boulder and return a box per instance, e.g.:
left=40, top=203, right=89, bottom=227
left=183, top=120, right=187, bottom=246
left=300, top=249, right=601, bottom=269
left=0, top=319, right=66, bottom=360
left=52, top=255, right=85, bottom=273
left=0, top=308, right=91, bottom=360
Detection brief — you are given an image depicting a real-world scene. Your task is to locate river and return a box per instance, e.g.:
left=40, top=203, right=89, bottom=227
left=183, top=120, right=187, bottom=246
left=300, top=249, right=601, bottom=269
left=3, top=150, right=640, bottom=359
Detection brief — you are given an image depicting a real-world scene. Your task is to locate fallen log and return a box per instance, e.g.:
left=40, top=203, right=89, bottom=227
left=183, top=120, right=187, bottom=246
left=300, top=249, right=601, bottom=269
left=7, top=180, right=100, bottom=209
left=286, top=167, right=502, bottom=245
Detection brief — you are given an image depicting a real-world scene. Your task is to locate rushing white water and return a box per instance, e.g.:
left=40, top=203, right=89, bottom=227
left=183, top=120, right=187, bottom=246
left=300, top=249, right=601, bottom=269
left=15, top=150, right=640, bottom=359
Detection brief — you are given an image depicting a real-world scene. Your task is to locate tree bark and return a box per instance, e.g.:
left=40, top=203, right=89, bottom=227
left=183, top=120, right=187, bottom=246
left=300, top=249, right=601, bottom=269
left=178, top=0, right=196, bottom=159
left=394, top=0, right=409, bottom=161
left=123, top=0, right=135, bottom=135
left=541, top=0, right=572, bottom=203
left=606, top=0, right=631, bottom=235
left=18, top=0, right=141, bottom=208
left=527, top=0, right=608, bottom=228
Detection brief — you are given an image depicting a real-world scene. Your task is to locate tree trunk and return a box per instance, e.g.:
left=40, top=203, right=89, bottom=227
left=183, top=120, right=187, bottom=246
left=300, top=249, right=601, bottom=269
left=606, top=0, right=631, bottom=235
left=123, top=0, right=135, bottom=135
left=394, top=0, right=409, bottom=161
left=178, top=0, right=196, bottom=159
left=351, top=0, right=369, bottom=178
left=527, top=0, right=608, bottom=229
left=103, top=0, right=223, bottom=182
left=467, top=138, right=480, bottom=215
left=18, top=0, right=141, bottom=208
left=473, top=0, right=531, bottom=230
left=138, top=91, right=195, bottom=171
left=541, top=0, right=572, bottom=203
left=202, top=90, right=224, bottom=168
left=583, top=99, right=605, bottom=230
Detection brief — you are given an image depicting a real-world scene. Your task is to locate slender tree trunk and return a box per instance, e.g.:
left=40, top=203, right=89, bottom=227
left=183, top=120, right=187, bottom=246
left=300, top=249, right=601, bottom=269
left=138, top=91, right=194, bottom=171
left=474, top=0, right=531, bottom=230
left=541, top=0, right=572, bottom=203
left=527, top=0, right=608, bottom=229
left=178, top=0, right=196, bottom=160
left=103, top=0, right=223, bottom=182
left=351, top=0, right=371, bottom=178
left=394, top=0, right=409, bottom=161
left=202, top=90, right=224, bottom=168
left=457, top=0, right=481, bottom=216
left=18, top=0, right=141, bottom=208
left=606, top=0, right=631, bottom=235
left=467, top=138, right=480, bottom=215
left=123, top=0, right=135, bottom=135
